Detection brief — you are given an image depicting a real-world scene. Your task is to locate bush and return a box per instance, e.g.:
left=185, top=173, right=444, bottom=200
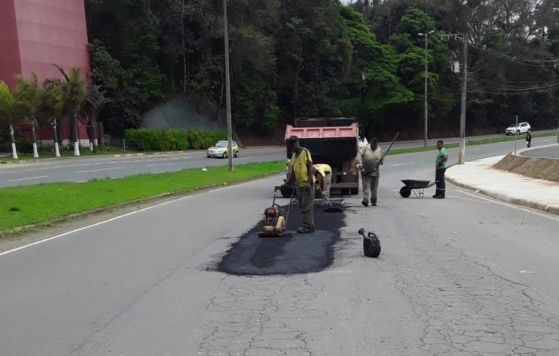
left=125, top=128, right=226, bottom=151
left=16, top=138, right=34, bottom=154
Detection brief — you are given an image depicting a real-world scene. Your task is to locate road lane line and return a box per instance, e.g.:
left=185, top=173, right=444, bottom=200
left=0, top=175, right=283, bottom=258
left=76, top=167, right=122, bottom=174
left=145, top=163, right=175, bottom=167
left=7, top=175, right=48, bottom=182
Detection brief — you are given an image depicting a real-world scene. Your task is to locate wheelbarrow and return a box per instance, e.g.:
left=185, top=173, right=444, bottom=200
left=399, top=179, right=437, bottom=198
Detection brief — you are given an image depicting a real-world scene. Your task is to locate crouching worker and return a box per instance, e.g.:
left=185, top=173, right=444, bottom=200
left=281, top=136, right=316, bottom=233
left=313, top=163, right=332, bottom=201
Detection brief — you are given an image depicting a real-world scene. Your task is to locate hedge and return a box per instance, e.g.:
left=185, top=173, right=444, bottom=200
left=124, top=128, right=227, bottom=151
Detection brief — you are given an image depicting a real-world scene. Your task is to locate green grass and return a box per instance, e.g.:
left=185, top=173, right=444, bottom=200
left=388, top=130, right=557, bottom=155
left=0, top=160, right=284, bottom=233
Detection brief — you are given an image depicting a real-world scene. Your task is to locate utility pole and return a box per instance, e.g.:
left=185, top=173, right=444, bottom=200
left=419, top=30, right=434, bottom=148
left=223, top=0, right=233, bottom=171
left=458, top=32, right=468, bottom=164
left=514, top=115, right=518, bottom=155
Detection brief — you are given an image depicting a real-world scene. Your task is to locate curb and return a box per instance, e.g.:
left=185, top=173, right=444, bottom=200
left=447, top=176, right=559, bottom=216
left=0, top=150, right=205, bottom=163
left=0, top=169, right=284, bottom=238
left=0, top=160, right=28, bottom=165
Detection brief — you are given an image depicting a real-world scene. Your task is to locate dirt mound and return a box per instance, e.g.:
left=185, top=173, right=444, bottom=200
left=494, top=153, right=559, bottom=182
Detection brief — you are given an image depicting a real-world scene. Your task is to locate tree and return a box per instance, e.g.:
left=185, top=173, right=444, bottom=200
left=53, top=65, right=86, bottom=156
left=0, top=81, right=14, bottom=129
left=79, top=80, right=110, bottom=152
left=12, top=74, right=40, bottom=157
left=37, top=80, right=65, bottom=157
left=337, top=4, right=413, bottom=133
left=0, top=80, right=18, bottom=159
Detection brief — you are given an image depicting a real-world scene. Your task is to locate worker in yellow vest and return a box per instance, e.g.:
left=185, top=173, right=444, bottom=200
left=313, top=163, right=332, bottom=200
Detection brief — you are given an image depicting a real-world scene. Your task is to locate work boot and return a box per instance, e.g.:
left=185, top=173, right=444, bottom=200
left=434, top=195, right=445, bottom=199
left=362, top=199, right=369, bottom=207
left=297, top=226, right=315, bottom=233
left=371, top=198, right=377, bottom=206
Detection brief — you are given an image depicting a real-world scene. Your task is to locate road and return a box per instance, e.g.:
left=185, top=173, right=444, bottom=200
left=1, top=139, right=559, bottom=355
left=521, top=144, right=559, bottom=158
left=1, top=133, right=557, bottom=188
left=0, top=148, right=283, bottom=188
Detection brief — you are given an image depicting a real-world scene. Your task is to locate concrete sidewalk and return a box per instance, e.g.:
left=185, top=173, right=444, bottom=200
left=446, top=155, right=559, bottom=215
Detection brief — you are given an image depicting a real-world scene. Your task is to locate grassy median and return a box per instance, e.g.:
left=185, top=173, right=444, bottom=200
left=0, top=160, right=284, bottom=233
left=388, top=130, right=557, bottom=155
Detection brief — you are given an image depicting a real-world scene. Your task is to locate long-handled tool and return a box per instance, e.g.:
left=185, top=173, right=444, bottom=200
left=319, top=190, right=344, bottom=213
left=258, top=187, right=294, bottom=238
left=362, top=132, right=400, bottom=176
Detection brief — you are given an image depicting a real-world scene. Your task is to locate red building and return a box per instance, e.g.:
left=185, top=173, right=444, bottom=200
left=0, top=0, right=92, bottom=145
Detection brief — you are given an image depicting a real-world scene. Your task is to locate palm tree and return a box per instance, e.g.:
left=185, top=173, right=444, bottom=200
left=0, top=80, right=18, bottom=159
left=38, top=80, right=65, bottom=157
left=53, top=65, right=86, bottom=156
left=12, top=74, right=40, bottom=158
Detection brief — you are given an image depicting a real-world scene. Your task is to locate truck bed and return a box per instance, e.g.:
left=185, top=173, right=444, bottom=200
left=285, top=123, right=359, bottom=159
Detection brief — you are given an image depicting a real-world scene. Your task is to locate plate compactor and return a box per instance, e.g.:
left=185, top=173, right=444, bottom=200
left=258, top=188, right=294, bottom=238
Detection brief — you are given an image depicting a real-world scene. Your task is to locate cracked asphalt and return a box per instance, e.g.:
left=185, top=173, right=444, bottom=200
left=1, top=139, right=559, bottom=356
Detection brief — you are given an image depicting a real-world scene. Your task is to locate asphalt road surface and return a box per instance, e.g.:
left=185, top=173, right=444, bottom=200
left=520, top=144, right=559, bottom=158
left=2, top=138, right=559, bottom=355
left=0, top=134, right=557, bottom=188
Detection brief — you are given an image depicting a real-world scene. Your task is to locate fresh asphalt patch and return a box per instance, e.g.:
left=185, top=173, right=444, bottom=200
left=216, top=200, right=347, bottom=276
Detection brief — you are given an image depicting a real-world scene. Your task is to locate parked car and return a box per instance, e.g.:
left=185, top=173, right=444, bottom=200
left=505, top=122, right=531, bottom=136
left=206, top=140, right=239, bottom=158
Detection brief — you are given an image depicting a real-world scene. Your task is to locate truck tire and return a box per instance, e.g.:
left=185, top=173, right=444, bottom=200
left=350, top=188, right=358, bottom=195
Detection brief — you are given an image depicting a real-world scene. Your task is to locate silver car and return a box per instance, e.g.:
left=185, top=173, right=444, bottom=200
left=206, top=140, right=239, bottom=158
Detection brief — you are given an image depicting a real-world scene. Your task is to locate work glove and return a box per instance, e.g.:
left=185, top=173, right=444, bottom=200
left=356, top=163, right=363, bottom=170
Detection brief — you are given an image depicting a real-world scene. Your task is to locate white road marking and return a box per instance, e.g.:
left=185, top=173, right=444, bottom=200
left=454, top=189, right=559, bottom=221
left=76, top=167, right=122, bottom=174
left=7, top=175, right=48, bottom=182
left=145, top=163, right=174, bottom=167
left=392, top=162, right=414, bottom=167
left=0, top=177, right=282, bottom=258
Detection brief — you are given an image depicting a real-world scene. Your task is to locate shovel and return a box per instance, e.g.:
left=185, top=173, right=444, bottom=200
left=321, top=193, right=343, bottom=213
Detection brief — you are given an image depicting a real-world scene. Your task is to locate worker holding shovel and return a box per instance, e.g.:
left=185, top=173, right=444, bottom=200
left=356, top=137, right=383, bottom=207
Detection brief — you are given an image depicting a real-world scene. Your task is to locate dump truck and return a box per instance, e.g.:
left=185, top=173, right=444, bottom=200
left=276, top=117, right=360, bottom=198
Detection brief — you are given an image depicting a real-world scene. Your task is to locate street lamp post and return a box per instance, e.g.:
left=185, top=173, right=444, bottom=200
left=418, top=30, right=434, bottom=148
left=223, top=0, right=233, bottom=171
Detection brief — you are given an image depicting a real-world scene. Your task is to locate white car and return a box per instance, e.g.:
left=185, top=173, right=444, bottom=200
left=358, top=137, right=368, bottom=148
left=505, top=122, right=531, bottom=136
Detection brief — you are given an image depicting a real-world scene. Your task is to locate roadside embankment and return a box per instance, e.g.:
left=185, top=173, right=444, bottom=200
left=446, top=145, right=559, bottom=216
left=493, top=145, right=559, bottom=183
